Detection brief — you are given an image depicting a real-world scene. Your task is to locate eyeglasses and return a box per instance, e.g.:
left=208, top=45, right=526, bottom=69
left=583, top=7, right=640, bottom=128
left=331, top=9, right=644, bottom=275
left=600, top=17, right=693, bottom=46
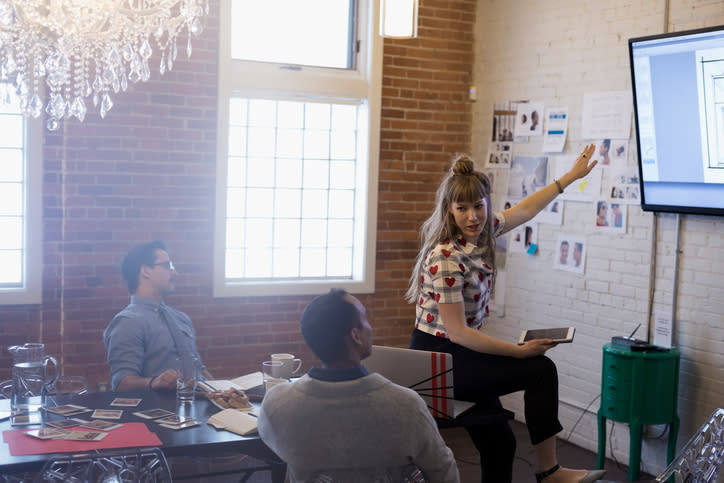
left=152, top=260, right=176, bottom=271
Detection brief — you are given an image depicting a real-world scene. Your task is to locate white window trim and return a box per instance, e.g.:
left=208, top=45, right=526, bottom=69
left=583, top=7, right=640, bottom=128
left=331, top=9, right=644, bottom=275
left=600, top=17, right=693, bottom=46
left=0, top=114, right=43, bottom=305
left=213, top=0, right=381, bottom=297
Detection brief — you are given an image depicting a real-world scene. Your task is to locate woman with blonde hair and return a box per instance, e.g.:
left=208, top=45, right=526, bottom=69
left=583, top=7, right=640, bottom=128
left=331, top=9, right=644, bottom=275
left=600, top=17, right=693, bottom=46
left=407, top=145, right=604, bottom=483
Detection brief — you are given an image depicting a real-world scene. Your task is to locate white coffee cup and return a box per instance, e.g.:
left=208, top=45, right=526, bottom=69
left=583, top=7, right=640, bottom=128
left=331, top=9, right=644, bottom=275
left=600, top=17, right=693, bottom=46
left=270, top=353, right=302, bottom=380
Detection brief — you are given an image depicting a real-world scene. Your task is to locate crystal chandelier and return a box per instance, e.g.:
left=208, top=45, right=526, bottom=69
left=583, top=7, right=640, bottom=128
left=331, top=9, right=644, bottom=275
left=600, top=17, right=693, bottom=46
left=0, top=0, right=208, bottom=130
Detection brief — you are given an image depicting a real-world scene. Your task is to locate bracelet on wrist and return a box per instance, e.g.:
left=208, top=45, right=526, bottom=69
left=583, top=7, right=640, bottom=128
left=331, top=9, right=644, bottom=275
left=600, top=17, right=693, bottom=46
left=148, top=375, right=157, bottom=391
left=554, top=178, right=564, bottom=194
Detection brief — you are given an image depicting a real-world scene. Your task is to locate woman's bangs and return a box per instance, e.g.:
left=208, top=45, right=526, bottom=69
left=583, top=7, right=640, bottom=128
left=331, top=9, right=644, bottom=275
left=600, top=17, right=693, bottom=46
left=452, top=177, right=486, bottom=203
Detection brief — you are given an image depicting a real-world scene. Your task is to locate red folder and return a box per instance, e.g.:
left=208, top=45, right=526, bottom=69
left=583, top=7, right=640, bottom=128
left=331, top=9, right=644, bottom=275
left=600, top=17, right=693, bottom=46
left=2, top=422, right=162, bottom=456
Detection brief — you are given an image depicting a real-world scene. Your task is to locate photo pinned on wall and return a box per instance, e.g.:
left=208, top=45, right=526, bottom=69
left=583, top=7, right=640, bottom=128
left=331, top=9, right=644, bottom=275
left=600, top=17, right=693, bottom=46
left=487, top=100, right=529, bottom=169
left=596, top=138, right=628, bottom=167
left=554, top=154, right=602, bottom=202
left=593, top=198, right=627, bottom=233
left=533, top=198, right=563, bottom=225
left=514, top=101, right=544, bottom=137
left=507, top=156, right=548, bottom=199
left=485, top=142, right=513, bottom=168
left=554, top=235, right=585, bottom=274
left=508, top=223, right=538, bottom=255
left=607, top=167, right=640, bottom=204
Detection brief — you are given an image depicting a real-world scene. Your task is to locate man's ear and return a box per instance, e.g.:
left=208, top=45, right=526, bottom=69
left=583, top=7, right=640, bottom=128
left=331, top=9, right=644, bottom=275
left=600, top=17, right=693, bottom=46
left=349, top=327, right=362, bottom=346
left=139, top=264, right=153, bottom=280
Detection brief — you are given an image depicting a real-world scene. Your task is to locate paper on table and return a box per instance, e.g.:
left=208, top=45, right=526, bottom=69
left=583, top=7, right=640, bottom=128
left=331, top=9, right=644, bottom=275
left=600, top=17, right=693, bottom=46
left=207, top=409, right=258, bottom=436
left=200, top=372, right=263, bottom=392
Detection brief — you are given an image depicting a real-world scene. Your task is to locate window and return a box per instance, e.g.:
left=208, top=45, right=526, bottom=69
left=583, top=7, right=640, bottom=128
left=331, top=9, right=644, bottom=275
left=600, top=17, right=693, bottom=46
left=698, top=47, right=724, bottom=182
left=0, top=84, right=42, bottom=305
left=214, top=0, right=381, bottom=297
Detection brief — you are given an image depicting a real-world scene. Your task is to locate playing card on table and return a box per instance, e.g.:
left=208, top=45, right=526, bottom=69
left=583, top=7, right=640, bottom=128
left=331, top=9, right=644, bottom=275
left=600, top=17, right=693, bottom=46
left=133, top=408, right=175, bottom=420
left=91, top=409, right=123, bottom=419
left=46, top=418, right=83, bottom=429
left=80, top=419, right=123, bottom=431
left=46, top=405, right=90, bottom=416
left=25, top=428, right=69, bottom=440
left=64, top=430, right=108, bottom=441
left=155, top=415, right=193, bottom=426
left=159, top=420, right=200, bottom=430
left=110, top=397, right=142, bottom=407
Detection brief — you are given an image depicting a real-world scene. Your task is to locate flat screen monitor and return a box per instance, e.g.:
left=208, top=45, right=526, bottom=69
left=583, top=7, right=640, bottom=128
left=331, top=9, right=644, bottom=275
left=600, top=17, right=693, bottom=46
left=629, top=25, right=724, bottom=216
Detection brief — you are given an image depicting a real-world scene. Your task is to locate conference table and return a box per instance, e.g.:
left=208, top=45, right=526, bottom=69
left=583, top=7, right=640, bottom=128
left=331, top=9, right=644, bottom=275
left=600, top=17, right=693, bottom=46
left=0, top=390, right=286, bottom=482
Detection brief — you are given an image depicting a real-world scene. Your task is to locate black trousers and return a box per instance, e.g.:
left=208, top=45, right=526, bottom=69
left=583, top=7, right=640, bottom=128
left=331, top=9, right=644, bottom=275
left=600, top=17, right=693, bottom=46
left=410, top=329, right=564, bottom=482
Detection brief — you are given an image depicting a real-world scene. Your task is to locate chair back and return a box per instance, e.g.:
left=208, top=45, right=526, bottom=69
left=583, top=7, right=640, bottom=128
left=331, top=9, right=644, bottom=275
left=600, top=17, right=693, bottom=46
left=655, top=408, right=724, bottom=483
left=311, top=464, right=426, bottom=482
left=34, top=447, right=172, bottom=482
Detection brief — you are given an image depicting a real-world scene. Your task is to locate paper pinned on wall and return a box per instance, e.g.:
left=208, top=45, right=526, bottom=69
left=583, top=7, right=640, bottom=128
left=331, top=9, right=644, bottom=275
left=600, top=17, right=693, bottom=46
left=653, top=310, right=673, bottom=348
left=581, top=91, right=632, bottom=140
left=542, top=107, right=568, bottom=153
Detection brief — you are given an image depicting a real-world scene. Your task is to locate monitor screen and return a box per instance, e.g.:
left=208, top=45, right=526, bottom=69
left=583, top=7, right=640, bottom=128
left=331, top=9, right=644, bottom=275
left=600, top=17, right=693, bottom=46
left=629, top=25, right=724, bottom=216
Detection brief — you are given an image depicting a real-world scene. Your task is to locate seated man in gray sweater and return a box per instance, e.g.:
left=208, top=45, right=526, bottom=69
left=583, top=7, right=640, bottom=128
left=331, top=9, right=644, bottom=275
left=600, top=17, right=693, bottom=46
left=258, top=289, right=460, bottom=483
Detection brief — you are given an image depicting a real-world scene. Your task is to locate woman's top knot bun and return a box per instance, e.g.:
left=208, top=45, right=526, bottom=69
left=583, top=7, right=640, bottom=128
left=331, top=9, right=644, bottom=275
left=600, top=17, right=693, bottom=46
left=451, top=154, right=475, bottom=176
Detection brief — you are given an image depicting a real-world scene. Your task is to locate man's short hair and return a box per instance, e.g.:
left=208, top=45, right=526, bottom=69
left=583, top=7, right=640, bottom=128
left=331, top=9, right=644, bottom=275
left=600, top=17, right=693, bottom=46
left=300, top=289, right=360, bottom=364
left=120, top=240, right=167, bottom=294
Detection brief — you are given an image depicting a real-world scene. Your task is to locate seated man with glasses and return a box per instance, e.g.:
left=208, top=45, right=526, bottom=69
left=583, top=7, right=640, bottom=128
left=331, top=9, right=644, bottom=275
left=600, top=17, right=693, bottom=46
left=104, top=240, right=212, bottom=391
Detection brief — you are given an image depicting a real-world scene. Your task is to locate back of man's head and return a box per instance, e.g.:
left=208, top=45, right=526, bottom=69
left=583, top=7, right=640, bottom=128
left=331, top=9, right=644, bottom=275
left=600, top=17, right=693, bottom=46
left=300, top=289, right=359, bottom=364
left=121, top=240, right=167, bottom=294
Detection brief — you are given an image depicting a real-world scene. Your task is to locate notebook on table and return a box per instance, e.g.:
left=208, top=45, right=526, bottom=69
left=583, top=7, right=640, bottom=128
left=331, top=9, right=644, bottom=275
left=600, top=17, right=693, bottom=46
left=363, top=345, right=474, bottom=419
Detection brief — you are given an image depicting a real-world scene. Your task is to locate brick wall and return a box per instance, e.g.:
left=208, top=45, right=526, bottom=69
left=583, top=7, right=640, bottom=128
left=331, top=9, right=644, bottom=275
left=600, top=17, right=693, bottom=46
left=0, top=1, right=478, bottom=389
left=472, top=0, right=724, bottom=475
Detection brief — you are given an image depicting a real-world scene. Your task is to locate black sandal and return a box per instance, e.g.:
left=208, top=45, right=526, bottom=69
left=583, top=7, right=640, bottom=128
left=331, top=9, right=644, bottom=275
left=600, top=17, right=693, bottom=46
left=535, top=465, right=607, bottom=483
left=535, top=464, right=560, bottom=482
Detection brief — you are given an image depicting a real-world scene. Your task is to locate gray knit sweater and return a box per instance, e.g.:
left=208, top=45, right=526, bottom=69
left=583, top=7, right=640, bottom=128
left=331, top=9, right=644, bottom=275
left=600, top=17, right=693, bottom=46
left=258, top=372, right=460, bottom=483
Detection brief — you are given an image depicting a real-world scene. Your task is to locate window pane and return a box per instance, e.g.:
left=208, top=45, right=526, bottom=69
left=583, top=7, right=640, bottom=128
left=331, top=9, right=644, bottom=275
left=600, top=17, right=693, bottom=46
left=274, top=189, right=301, bottom=218
left=247, top=158, right=275, bottom=187
left=226, top=249, right=245, bottom=278
left=302, top=190, right=329, bottom=218
left=226, top=219, right=245, bottom=249
left=227, top=188, right=246, bottom=217
left=275, top=158, right=303, bottom=187
left=303, top=160, right=329, bottom=189
left=276, top=129, right=303, bottom=158
left=0, top=183, right=23, bottom=216
left=247, top=219, right=273, bottom=246
left=329, top=189, right=354, bottom=218
left=300, top=248, right=326, bottom=277
left=304, top=130, right=330, bottom=159
left=0, top=114, right=23, bottom=148
left=231, top=0, right=354, bottom=69
left=0, top=149, right=23, bottom=181
left=328, top=219, right=353, bottom=247
left=301, top=219, right=327, bottom=247
left=227, top=157, right=247, bottom=187
left=273, top=219, right=301, bottom=248
left=0, top=217, right=23, bottom=249
left=245, top=247, right=272, bottom=278
left=330, top=160, right=355, bottom=189
left=272, top=248, right=300, bottom=278
left=0, top=250, right=21, bottom=285
left=327, top=248, right=352, bottom=277
left=247, top=188, right=274, bottom=216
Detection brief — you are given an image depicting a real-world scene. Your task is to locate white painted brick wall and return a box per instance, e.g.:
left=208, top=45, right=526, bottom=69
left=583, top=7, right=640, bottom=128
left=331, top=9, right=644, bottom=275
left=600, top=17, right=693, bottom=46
left=472, top=0, right=724, bottom=477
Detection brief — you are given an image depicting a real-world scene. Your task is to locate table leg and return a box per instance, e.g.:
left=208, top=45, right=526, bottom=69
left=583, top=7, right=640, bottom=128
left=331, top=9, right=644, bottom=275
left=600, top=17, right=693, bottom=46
left=596, top=411, right=606, bottom=470
left=270, top=461, right=287, bottom=483
left=628, top=422, right=642, bottom=481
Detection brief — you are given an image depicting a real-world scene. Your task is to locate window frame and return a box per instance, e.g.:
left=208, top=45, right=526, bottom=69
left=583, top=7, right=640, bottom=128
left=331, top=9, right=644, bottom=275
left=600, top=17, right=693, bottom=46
left=213, top=0, right=382, bottom=297
left=0, top=111, right=43, bottom=305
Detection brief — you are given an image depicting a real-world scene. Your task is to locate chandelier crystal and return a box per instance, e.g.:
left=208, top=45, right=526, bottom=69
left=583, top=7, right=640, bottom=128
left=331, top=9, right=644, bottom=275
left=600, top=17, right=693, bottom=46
left=0, top=0, right=208, bottom=130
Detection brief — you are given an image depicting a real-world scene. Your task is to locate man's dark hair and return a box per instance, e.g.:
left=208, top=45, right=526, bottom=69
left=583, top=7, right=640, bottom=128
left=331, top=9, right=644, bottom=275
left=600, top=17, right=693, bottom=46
left=574, top=242, right=583, bottom=252
left=300, top=289, right=360, bottom=364
left=120, top=240, right=167, bottom=294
